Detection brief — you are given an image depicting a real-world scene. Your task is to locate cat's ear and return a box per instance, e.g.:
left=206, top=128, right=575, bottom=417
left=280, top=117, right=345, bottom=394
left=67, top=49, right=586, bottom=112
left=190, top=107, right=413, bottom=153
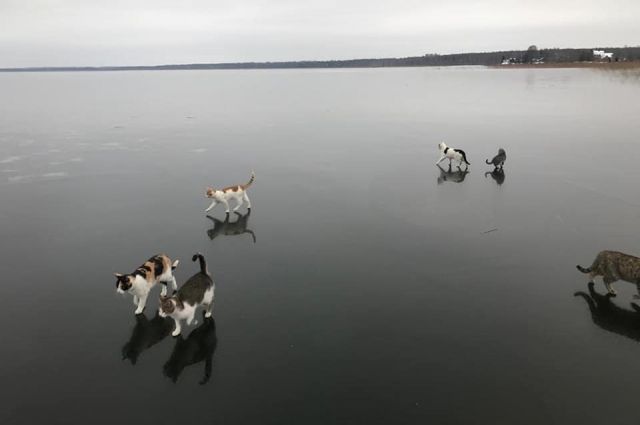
left=114, top=272, right=123, bottom=278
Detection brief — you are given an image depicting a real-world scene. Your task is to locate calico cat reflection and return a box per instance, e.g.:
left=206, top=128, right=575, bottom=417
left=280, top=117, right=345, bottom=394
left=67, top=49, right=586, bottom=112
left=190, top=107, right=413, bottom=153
left=122, top=312, right=173, bottom=365
left=574, top=282, right=640, bottom=342
left=437, top=164, right=470, bottom=184
left=485, top=168, right=505, bottom=185
left=207, top=211, right=256, bottom=243
left=164, top=316, right=217, bottom=385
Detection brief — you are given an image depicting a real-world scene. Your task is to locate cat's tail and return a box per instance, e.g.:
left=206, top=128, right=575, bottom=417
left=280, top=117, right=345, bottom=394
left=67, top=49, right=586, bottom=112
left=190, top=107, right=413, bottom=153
left=242, top=171, right=255, bottom=189
left=576, top=265, right=592, bottom=274
left=485, top=159, right=492, bottom=165
left=192, top=253, right=209, bottom=275
left=462, top=152, right=471, bottom=165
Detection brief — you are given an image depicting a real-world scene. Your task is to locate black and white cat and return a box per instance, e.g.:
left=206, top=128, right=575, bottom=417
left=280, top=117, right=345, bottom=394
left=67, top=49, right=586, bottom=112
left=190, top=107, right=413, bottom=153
left=159, top=253, right=215, bottom=337
left=115, top=254, right=179, bottom=315
left=436, top=142, right=471, bottom=169
left=163, top=316, right=217, bottom=384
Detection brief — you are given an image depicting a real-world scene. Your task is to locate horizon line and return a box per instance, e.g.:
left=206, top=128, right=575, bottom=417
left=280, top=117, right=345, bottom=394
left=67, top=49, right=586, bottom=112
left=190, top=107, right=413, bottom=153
left=1, top=44, right=637, bottom=72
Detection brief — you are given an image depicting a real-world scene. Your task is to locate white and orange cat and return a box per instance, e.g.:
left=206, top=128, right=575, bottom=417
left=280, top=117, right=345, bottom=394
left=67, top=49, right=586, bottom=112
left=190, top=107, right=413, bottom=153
left=115, top=254, right=179, bottom=315
left=205, top=171, right=254, bottom=214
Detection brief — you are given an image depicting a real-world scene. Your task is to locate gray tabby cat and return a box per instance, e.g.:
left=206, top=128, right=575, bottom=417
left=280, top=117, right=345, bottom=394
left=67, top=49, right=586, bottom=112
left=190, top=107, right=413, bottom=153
left=485, top=148, right=506, bottom=169
left=577, top=250, right=640, bottom=297
left=159, top=253, right=215, bottom=336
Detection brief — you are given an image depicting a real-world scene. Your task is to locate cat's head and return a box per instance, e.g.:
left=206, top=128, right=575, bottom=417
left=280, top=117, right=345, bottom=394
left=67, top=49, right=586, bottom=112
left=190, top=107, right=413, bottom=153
left=114, top=273, right=133, bottom=293
left=205, top=187, right=217, bottom=198
left=498, top=148, right=505, bottom=155
left=438, top=142, right=446, bottom=151
left=159, top=295, right=177, bottom=316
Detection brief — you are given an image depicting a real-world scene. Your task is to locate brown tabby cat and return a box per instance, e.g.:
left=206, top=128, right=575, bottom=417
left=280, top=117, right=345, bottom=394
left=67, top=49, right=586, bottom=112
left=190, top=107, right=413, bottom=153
left=577, top=250, right=640, bottom=297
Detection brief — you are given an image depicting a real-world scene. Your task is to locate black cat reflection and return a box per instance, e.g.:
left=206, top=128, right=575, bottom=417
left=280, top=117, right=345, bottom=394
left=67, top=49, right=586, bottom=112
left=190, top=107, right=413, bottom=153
left=164, top=315, right=218, bottom=385
left=575, top=282, right=640, bottom=342
left=122, top=312, right=173, bottom=365
left=437, top=164, right=469, bottom=184
left=207, top=211, right=256, bottom=243
left=485, top=168, right=506, bottom=185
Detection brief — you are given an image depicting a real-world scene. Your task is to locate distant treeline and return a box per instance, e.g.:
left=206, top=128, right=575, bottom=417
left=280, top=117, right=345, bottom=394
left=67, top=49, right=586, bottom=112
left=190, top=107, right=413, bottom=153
left=1, top=46, right=639, bottom=72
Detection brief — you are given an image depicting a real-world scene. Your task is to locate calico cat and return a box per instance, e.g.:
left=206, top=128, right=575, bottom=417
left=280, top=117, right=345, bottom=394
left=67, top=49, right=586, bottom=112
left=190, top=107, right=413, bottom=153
left=436, top=142, right=470, bottom=168
left=115, top=254, right=179, bottom=315
left=485, top=149, right=506, bottom=169
left=159, top=253, right=215, bottom=337
left=206, top=211, right=256, bottom=243
left=205, top=171, right=254, bottom=214
left=437, top=164, right=470, bottom=184
left=164, top=316, right=217, bottom=384
left=577, top=250, right=640, bottom=297
left=122, top=312, right=173, bottom=365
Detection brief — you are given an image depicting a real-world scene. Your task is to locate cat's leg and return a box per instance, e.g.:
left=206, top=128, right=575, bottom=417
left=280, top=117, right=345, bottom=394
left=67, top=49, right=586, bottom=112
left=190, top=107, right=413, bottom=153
left=172, top=318, right=182, bottom=337
left=187, top=310, right=198, bottom=326
left=220, top=198, right=230, bottom=214
left=135, top=292, right=149, bottom=315
left=205, top=200, right=217, bottom=212
left=132, top=295, right=139, bottom=306
left=169, top=275, right=177, bottom=293
left=603, top=276, right=617, bottom=296
left=233, top=195, right=244, bottom=212
left=435, top=155, right=445, bottom=165
left=205, top=301, right=214, bottom=318
left=160, top=282, right=167, bottom=297
left=243, top=192, right=252, bottom=209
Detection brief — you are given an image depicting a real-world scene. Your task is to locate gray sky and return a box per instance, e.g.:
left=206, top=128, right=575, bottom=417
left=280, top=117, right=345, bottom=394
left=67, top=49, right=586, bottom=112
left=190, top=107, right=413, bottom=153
left=1, top=0, right=638, bottom=67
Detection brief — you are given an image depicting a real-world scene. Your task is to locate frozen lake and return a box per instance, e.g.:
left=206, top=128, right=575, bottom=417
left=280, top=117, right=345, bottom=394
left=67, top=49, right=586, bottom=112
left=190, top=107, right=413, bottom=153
left=1, top=66, right=639, bottom=424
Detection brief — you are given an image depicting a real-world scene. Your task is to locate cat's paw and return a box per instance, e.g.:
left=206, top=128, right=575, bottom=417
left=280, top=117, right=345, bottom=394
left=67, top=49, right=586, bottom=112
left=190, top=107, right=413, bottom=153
left=172, top=329, right=181, bottom=337
left=205, top=311, right=212, bottom=318
left=134, top=308, right=144, bottom=315
left=609, top=290, right=617, bottom=296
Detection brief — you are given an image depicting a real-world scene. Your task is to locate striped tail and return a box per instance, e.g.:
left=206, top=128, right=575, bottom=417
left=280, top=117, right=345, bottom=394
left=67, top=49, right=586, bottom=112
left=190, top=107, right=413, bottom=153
left=576, top=265, right=592, bottom=273
left=192, top=253, right=208, bottom=275
left=242, top=171, right=255, bottom=189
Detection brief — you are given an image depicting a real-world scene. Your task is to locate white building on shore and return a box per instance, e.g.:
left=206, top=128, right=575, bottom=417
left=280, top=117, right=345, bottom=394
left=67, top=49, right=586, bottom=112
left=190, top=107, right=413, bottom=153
left=593, top=50, right=613, bottom=59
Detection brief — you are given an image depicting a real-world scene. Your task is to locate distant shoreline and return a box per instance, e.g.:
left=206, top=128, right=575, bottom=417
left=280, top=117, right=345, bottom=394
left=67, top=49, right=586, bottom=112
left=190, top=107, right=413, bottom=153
left=1, top=46, right=638, bottom=73
left=490, top=61, right=640, bottom=69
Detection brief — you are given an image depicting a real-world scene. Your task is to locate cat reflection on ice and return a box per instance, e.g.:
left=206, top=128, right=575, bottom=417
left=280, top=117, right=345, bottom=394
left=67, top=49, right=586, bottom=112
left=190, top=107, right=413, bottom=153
left=122, top=312, right=173, bottom=365
left=437, top=164, right=469, bottom=184
left=484, top=168, right=506, bottom=186
left=164, top=315, right=218, bottom=385
left=575, top=282, right=640, bottom=343
left=207, top=210, right=256, bottom=243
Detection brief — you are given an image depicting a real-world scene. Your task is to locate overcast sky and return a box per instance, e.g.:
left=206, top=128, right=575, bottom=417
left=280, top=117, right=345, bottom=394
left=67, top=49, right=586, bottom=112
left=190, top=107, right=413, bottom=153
left=0, top=0, right=638, bottom=67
